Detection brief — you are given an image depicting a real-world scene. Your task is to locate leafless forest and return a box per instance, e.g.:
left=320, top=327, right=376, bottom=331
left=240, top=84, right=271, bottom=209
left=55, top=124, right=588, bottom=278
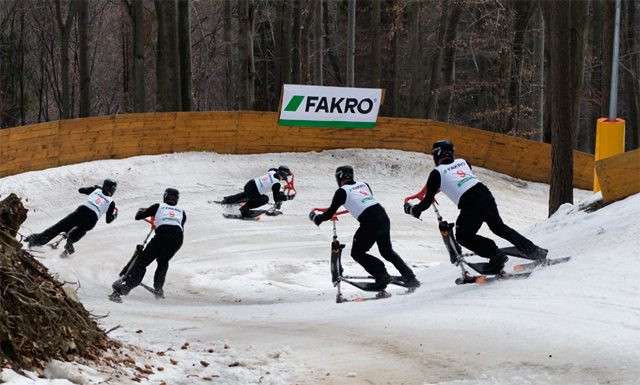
left=0, top=0, right=638, bottom=153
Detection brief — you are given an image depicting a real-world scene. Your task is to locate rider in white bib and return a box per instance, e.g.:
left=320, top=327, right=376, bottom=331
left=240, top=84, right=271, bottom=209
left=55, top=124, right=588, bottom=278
left=310, top=166, right=420, bottom=290
left=24, top=179, right=118, bottom=255
left=219, top=165, right=295, bottom=218
left=404, top=140, right=548, bottom=274
left=112, top=188, right=185, bottom=299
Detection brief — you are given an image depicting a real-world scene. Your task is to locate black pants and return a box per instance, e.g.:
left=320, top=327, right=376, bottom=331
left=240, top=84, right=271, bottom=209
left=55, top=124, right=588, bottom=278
left=225, top=180, right=269, bottom=210
left=124, top=226, right=183, bottom=291
left=351, top=205, right=415, bottom=280
left=455, top=183, right=534, bottom=259
left=34, top=206, right=97, bottom=246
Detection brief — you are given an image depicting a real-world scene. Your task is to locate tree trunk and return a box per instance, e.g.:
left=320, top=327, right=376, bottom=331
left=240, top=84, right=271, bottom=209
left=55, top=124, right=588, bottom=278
left=370, top=0, right=381, bottom=87
left=622, top=0, right=639, bottom=149
left=346, top=0, right=355, bottom=87
left=178, top=0, right=192, bottom=111
left=569, top=1, right=589, bottom=148
left=78, top=0, right=91, bottom=117
left=542, top=1, right=574, bottom=216
left=425, top=0, right=446, bottom=119
left=392, top=25, right=401, bottom=117
left=238, top=0, right=255, bottom=109
left=275, top=0, right=291, bottom=105
left=131, top=0, right=146, bottom=112
left=155, top=0, right=181, bottom=111
left=54, top=0, right=78, bottom=119
left=506, top=0, right=535, bottom=134
left=300, top=0, right=316, bottom=85
left=533, top=5, right=544, bottom=141
left=313, top=0, right=323, bottom=85
left=223, top=0, right=236, bottom=109
left=585, top=0, right=603, bottom=152
left=19, top=9, right=25, bottom=125
left=323, top=2, right=344, bottom=86
left=409, top=0, right=423, bottom=118
left=291, top=0, right=301, bottom=84
left=439, top=0, right=462, bottom=122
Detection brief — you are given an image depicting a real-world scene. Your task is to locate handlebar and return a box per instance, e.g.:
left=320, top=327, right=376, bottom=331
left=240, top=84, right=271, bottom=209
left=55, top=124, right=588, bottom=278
left=143, top=217, right=156, bottom=230
left=311, top=207, right=348, bottom=222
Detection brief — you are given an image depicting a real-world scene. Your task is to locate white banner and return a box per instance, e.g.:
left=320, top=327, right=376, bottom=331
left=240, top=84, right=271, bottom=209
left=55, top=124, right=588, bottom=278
left=278, top=84, right=383, bottom=128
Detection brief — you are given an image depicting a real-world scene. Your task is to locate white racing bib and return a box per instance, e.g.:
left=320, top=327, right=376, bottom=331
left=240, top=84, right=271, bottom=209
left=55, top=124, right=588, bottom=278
left=154, top=204, right=184, bottom=230
left=342, top=181, right=378, bottom=219
left=83, top=189, right=113, bottom=219
left=254, top=171, right=282, bottom=195
left=436, top=158, right=480, bottom=205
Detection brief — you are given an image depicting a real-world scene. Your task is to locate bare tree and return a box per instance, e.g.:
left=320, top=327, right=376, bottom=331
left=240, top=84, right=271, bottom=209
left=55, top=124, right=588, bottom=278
left=77, top=0, right=90, bottom=117
left=291, top=0, right=301, bottom=84
left=542, top=0, right=583, bottom=216
left=426, top=0, right=446, bottom=119
left=623, top=0, right=639, bottom=149
left=155, top=0, right=181, bottom=112
left=238, top=0, right=255, bottom=109
left=408, top=0, right=423, bottom=118
left=439, top=0, right=462, bottom=122
left=313, top=0, right=322, bottom=85
left=346, top=0, right=355, bottom=87
left=223, top=0, right=236, bottom=109
left=178, top=0, right=192, bottom=111
left=506, top=0, right=536, bottom=134
left=54, top=0, right=78, bottom=119
left=370, top=0, right=381, bottom=88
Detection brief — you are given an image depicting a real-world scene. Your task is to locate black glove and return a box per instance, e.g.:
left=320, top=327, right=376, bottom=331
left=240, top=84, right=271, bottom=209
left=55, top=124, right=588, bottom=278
left=404, top=202, right=421, bottom=219
left=309, top=211, right=322, bottom=226
left=275, top=193, right=287, bottom=202
left=136, top=208, right=146, bottom=218
left=112, top=207, right=119, bottom=220
left=287, top=193, right=296, bottom=201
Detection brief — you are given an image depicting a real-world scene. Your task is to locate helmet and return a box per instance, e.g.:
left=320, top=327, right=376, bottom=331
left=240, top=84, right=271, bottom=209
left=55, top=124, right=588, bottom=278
left=431, top=140, right=455, bottom=165
left=335, top=165, right=354, bottom=186
left=163, top=188, right=180, bottom=205
left=102, top=179, right=117, bottom=196
left=276, top=165, right=292, bottom=180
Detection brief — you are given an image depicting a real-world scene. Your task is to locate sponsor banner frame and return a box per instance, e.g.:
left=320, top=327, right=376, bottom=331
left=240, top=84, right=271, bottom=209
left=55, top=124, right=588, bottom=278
left=278, top=84, right=383, bottom=129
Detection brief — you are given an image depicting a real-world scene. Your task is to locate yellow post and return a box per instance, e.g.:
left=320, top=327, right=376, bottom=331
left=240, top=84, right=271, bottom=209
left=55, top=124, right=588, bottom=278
left=594, top=118, right=625, bottom=192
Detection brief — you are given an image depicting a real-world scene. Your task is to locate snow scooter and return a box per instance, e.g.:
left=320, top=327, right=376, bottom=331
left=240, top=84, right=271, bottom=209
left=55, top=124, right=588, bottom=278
left=219, top=175, right=297, bottom=220
left=311, top=208, right=414, bottom=303
left=108, top=217, right=156, bottom=302
left=404, top=188, right=569, bottom=285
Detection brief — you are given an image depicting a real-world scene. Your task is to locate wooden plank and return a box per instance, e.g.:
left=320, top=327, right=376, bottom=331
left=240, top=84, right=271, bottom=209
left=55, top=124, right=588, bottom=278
left=595, top=149, right=640, bottom=202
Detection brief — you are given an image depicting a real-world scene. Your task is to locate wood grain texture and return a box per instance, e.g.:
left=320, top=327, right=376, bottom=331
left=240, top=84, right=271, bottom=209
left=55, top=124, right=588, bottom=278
left=595, top=149, right=640, bottom=202
left=0, top=112, right=594, bottom=189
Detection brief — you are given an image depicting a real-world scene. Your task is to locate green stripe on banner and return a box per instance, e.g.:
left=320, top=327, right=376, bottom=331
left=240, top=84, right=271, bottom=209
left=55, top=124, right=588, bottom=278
left=278, top=119, right=376, bottom=128
left=284, top=96, right=305, bottom=112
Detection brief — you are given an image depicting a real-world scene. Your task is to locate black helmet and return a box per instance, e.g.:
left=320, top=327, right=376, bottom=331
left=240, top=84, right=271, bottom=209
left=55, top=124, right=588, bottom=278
left=432, top=140, right=455, bottom=165
left=102, top=179, right=117, bottom=196
left=276, top=165, right=292, bottom=179
left=335, top=165, right=354, bottom=186
left=163, top=188, right=179, bottom=205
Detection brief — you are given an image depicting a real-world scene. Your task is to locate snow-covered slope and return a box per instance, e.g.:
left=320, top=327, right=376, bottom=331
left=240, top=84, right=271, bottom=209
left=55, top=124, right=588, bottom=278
left=1, top=149, right=638, bottom=385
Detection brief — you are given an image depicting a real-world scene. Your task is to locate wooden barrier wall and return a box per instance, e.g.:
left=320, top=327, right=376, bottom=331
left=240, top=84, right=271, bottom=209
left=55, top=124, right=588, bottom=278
left=0, top=111, right=594, bottom=189
left=594, top=149, right=640, bottom=203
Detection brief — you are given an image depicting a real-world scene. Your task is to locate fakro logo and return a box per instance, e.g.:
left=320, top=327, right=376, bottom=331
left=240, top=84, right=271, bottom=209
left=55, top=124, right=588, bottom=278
left=286, top=95, right=375, bottom=114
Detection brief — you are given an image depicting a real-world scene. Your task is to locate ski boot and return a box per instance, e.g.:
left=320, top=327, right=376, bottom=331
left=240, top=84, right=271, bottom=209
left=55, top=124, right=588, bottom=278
left=369, top=273, right=392, bottom=291
left=485, top=252, right=509, bottom=275
left=401, top=275, right=421, bottom=292
left=60, top=242, right=75, bottom=258
left=523, top=246, right=548, bottom=260
left=152, top=287, right=165, bottom=300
